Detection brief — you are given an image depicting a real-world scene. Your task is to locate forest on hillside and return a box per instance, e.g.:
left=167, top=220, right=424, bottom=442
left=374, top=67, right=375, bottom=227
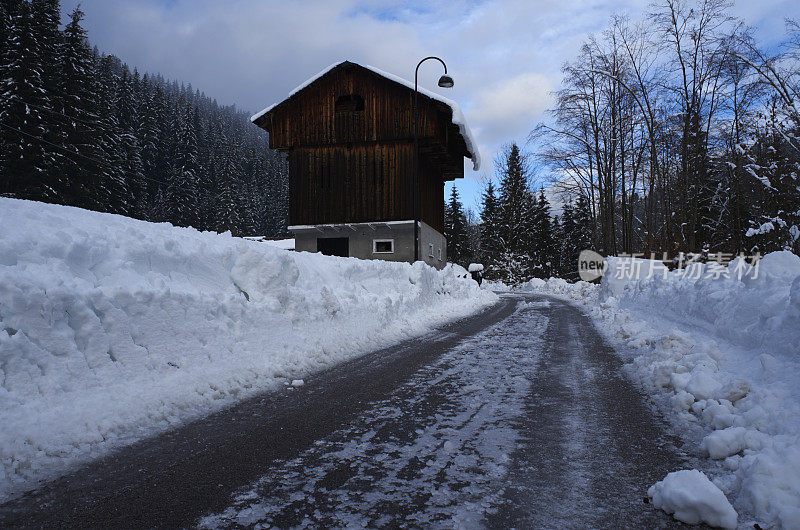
left=0, top=0, right=288, bottom=236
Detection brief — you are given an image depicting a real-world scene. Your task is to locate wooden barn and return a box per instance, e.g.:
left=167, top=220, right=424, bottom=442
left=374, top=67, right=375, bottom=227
left=251, top=60, right=480, bottom=269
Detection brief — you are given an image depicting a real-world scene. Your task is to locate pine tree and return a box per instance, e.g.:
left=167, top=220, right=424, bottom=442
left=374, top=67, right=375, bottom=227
left=557, top=199, right=577, bottom=277
left=479, top=181, right=502, bottom=273
left=551, top=215, right=562, bottom=276
left=573, top=194, right=593, bottom=253
left=0, top=1, right=8, bottom=178
left=495, top=143, right=533, bottom=284
left=444, top=185, right=470, bottom=265
left=30, top=0, right=63, bottom=181
left=520, top=189, right=538, bottom=275
left=532, top=189, right=555, bottom=278
left=167, top=102, right=200, bottom=227
left=216, top=148, right=241, bottom=233
left=0, top=0, right=50, bottom=198
left=497, top=143, right=530, bottom=255
left=59, top=6, right=107, bottom=209
left=116, top=69, right=145, bottom=217
left=95, top=54, right=139, bottom=216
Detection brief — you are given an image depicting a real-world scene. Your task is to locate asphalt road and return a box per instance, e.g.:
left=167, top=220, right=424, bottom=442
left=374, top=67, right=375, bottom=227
left=0, top=294, right=691, bottom=529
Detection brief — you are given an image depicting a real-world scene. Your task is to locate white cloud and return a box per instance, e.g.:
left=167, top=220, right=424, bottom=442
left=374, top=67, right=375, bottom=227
left=469, top=72, right=553, bottom=148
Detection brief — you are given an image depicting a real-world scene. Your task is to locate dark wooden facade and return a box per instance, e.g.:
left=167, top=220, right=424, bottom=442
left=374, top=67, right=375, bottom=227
left=252, top=61, right=472, bottom=234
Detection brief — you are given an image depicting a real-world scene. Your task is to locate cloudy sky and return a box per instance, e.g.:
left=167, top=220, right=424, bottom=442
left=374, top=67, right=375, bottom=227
left=61, top=0, right=797, bottom=211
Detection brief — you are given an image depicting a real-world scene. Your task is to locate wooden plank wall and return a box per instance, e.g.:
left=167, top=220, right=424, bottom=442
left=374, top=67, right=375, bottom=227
left=272, top=64, right=456, bottom=234
left=289, top=143, right=445, bottom=233
left=268, top=65, right=453, bottom=151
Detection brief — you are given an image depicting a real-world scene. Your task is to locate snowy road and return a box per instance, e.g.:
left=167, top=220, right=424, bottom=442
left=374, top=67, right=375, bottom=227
left=0, top=294, right=691, bottom=528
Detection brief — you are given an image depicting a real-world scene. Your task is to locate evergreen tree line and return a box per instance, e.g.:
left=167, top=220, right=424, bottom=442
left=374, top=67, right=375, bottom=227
left=0, top=0, right=288, bottom=236
left=532, top=0, right=800, bottom=257
left=444, top=143, right=592, bottom=284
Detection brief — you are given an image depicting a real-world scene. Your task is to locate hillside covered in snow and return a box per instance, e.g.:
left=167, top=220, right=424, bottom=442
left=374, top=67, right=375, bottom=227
left=523, top=255, right=800, bottom=528
left=0, top=198, right=496, bottom=501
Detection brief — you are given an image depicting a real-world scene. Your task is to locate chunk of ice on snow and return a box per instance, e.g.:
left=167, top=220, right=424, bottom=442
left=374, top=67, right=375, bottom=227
left=702, top=426, right=766, bottom=459
left=648, top=469, right=737, bottom=529
left=685, top=370, right=722, bottom=401
left=291, top=379, right=305, bottom=387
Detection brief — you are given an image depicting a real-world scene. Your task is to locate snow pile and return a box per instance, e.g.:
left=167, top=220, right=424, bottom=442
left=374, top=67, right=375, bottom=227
left=605, top=252, right=800, bottom=357
left=524, top=255, right=800, bottom=528
left=0, top=198, right=496, bottom=500
left=600, top=257, right=669, bottom=298
left=648, top=469, right=738, bottom=529
left=242, top=236, right=295, bottom=250
left=250, top=60, right=481, bottom=170
left=517, top=277, right=598, bottom=302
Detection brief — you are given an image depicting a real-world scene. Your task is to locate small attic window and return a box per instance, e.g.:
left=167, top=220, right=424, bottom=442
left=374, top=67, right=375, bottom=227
left=335, top=94, right=364, bottom=113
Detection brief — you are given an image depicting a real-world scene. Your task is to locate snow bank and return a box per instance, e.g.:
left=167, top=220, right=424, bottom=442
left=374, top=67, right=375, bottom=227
left=523, top=255, right=800, bottom=529
left=242, top=236, right=295, bottom=250
left=250, top=61, right=481, bottom=171
left=605, top=252, right=800, bottom=357
left=0, top=198, right=496, bottom=500
left=648, top=469, right=738, bottom=529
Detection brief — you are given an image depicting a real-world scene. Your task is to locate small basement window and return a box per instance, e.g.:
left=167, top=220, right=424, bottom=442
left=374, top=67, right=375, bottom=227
left=373, top=239, right=394, bottom=254
left=429, top=243, right=435, bottom=258
left=335, top=94, right=365, bottom=113
left=438, top=248, right=442, bottom=261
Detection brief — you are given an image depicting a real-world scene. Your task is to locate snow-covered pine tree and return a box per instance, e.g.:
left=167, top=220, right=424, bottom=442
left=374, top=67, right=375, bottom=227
left=30, top=0, right=64, bottom=182
left=496, top=143, right=533, bottom=284
left=216, top=142, right=242, bottom=234
left=137, top=76, right=161, bottom=219
left=97, top=54, right=144, bottom=216
left=115, top=69, right=146, bottom=217
left=59, top=7, right=107, bottom=210
left=168, top=102, right=201, bottom=228
left=0, top=1, right=8, bottom=179
left=149, top=84, right=173, bottom=220
left=740, top=96, right=800, bottom=254
left=0, top=0, right=51, bottom=199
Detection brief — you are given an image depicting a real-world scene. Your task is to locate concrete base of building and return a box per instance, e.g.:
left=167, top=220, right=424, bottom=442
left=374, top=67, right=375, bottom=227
left=289, top=220, right=447, bottom=269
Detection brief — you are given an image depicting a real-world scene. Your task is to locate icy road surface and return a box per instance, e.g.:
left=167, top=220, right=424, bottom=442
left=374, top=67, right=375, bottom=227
left=0, top=294, right=691, bottom=528
left=200, top=294, right=691, bottom=529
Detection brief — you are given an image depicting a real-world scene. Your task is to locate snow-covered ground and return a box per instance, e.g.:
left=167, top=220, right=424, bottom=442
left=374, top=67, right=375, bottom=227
left=0, top=198, right=496, bottom=501
left=521, top=254, right=800, bottom=529
left=242, top=236, right=295, bottom=250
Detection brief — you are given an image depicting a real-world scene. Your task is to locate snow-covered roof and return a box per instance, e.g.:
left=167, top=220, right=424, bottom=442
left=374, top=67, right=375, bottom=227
left=250, top=61, right=481, bottom=171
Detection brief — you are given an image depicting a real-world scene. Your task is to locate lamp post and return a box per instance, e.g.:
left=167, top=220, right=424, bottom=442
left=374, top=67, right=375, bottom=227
left=413, top=57, right=454, bottom=263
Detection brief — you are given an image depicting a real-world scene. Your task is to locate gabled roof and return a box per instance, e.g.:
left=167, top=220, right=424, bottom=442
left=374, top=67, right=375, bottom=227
left=250, top=60, right=481, bottom=171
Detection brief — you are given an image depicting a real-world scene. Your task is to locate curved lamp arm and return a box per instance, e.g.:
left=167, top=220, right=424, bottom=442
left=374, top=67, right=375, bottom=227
left=412, top=56, right=450, bottom=263
left=415, top=56, right=448, bottom=86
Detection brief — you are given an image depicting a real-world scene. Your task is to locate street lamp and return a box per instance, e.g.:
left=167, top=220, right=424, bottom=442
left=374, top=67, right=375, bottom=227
left=413, top=56, right=453, bottom=263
